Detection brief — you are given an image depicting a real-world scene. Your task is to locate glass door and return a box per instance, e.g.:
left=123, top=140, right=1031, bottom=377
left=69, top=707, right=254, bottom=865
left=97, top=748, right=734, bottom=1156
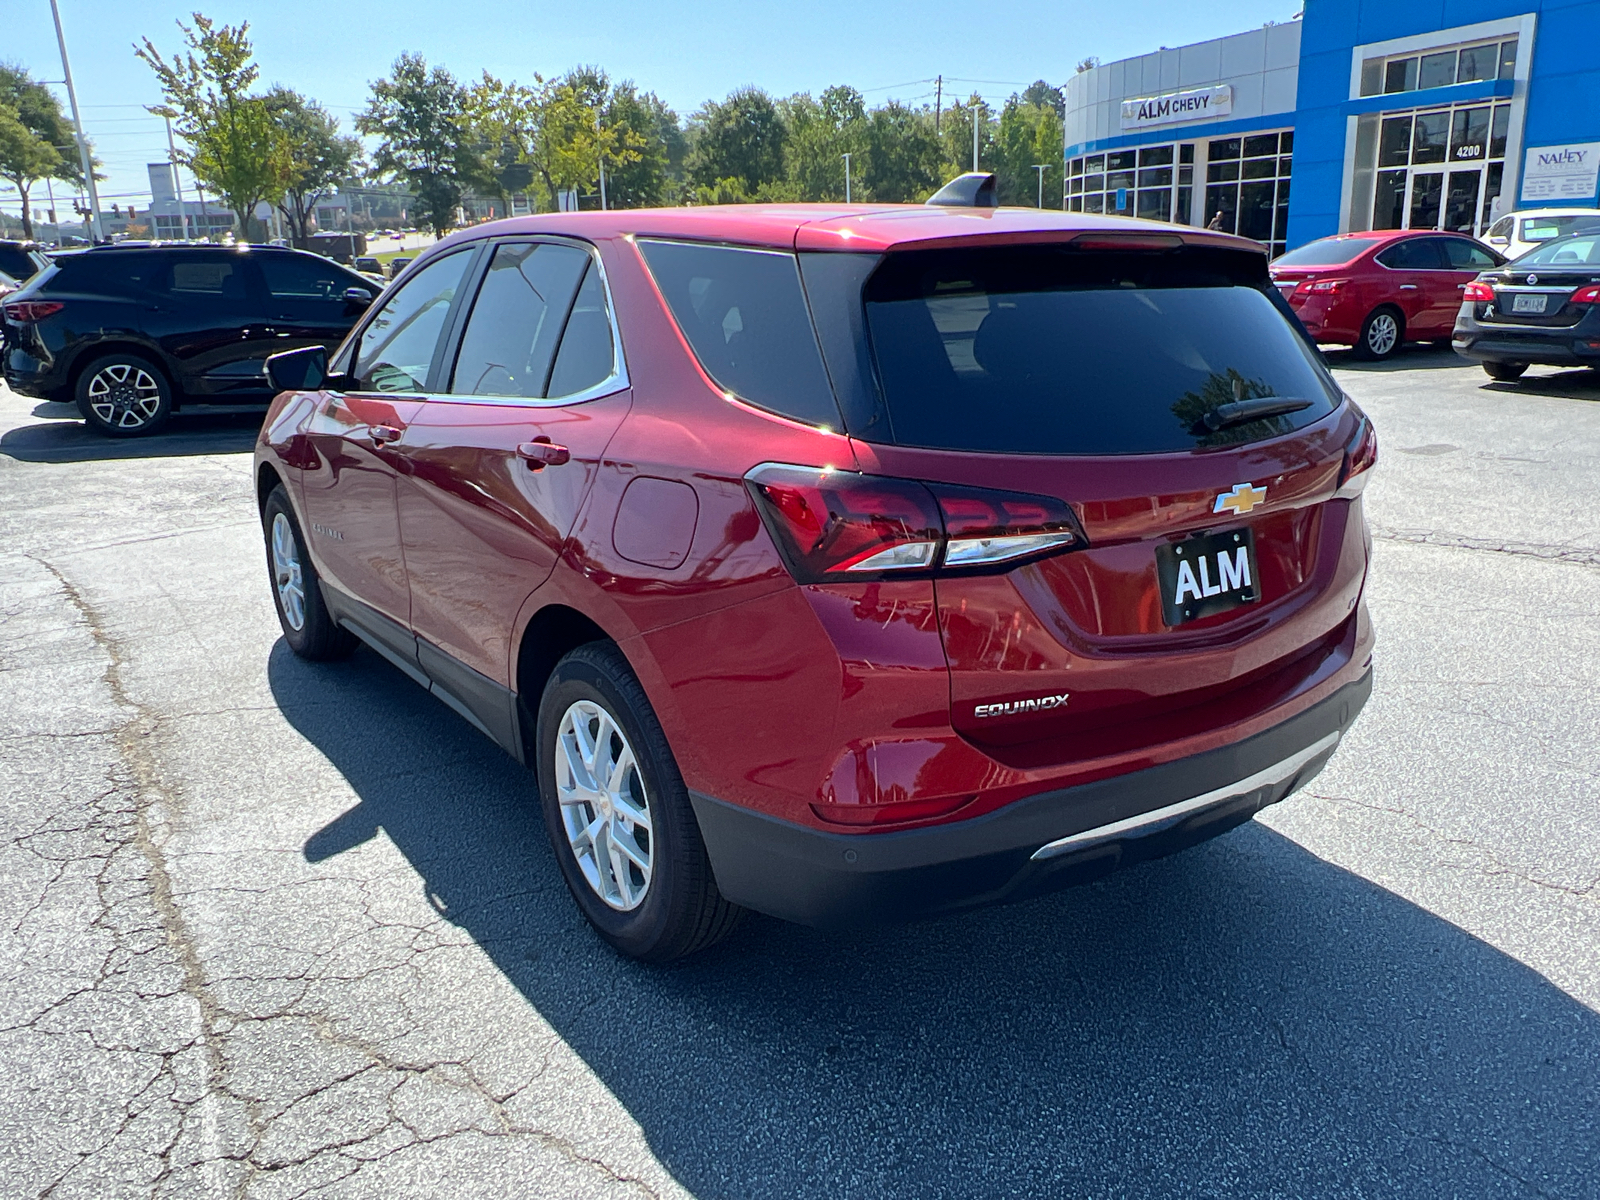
left=1407, top=172, right=1444, bottom=229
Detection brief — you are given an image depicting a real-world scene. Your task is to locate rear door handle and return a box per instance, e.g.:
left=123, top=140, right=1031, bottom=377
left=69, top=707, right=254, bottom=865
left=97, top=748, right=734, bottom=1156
left=517, top=437, right=570, bottom=468
left=368, top=424, right=403, bottom=445
left=1400, top=284, right=1419, bottom=290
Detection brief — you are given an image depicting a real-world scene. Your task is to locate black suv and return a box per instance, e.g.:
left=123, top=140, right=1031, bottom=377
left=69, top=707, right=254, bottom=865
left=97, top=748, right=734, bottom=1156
left=1, top=244, right=376, bottom=436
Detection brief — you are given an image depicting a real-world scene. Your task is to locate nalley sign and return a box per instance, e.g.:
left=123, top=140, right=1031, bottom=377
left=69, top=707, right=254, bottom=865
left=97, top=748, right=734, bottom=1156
left=1121, top=85, right=1233, bottom=131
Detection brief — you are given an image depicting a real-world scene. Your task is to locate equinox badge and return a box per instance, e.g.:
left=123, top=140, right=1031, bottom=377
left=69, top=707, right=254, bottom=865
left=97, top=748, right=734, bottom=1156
left=974, top=692, right=1070, bottom=719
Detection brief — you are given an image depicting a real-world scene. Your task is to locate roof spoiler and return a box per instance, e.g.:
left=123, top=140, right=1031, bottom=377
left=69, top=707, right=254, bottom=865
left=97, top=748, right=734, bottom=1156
left=926, top=172, right=999, bottom=208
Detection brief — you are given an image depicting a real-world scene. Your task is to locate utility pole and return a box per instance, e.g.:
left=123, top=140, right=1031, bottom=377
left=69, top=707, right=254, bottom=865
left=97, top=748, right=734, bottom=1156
left=1034, top=164, right=1050, bottom=208
left=49, top=0, right=102, bottom=242
left=934, top=76, right=942, bottom=137
left=842, top=153, right=852, bottom=203
left=164, top=117, right=187, bottom=238
left=596, top=109, right=608, bottom=211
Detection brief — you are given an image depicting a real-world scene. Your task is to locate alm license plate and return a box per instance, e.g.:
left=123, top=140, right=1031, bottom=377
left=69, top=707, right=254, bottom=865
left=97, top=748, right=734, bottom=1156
left=1512, top=293, right=1548, bottom=314
left=1156, top=527, right=1260, bottom=627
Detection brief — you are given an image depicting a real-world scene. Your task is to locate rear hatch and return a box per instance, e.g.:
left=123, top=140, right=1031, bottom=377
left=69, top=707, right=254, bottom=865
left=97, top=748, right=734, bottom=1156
left=1476, top=235, right=1600, bottom=327
left=842, top=238, right=1372, bottom=768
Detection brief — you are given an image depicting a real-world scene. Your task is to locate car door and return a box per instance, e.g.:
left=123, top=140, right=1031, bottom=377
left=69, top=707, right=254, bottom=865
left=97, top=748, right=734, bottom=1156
left=1440, top=236, right=1502, bottom=316
left=146, top=251, right=280, bottom=396
left=258, top=251, right=376, bottom=356
left=298, top=247, right=479, bottom=672
left=393, top=238, right=632, bottom=706
left=1374, top=237, right=1444, bottom=334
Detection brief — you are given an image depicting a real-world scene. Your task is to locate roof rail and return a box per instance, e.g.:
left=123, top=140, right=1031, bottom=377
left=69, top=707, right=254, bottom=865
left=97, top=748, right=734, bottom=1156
left=926, top=172, right=999, bottom=208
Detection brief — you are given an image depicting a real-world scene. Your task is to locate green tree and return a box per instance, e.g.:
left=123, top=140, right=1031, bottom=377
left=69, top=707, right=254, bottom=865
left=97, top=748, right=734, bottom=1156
left=263, top=87, right=362, bottom=243
left=687, top=87, right=786, bottom=198
left=781, top=85, right=867, bottom=201
left=0, top=63, right=87, bottom=240
left=465, top=71, right=544, bottom=208
left=137, top=14, right=291, bottom=239
left=358, top=53, right=480, bottom=237
left=601, top=83, right=680, bottom=208
left=994, top=91, right=1065, bottom=207
left=937, top=95, right=995, bottom=181
left=862, top=101, right=942, bottom=202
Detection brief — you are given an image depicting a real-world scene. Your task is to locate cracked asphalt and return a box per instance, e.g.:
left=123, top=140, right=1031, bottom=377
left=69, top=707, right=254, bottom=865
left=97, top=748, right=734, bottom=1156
left=1, top=347, right=1597, bottom=1199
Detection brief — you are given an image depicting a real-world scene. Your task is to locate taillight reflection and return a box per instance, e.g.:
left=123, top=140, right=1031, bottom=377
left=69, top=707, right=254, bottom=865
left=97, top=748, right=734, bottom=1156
left=1, top=300, right=64, bottom=322
left=745, top=463, right=1086, bottom=583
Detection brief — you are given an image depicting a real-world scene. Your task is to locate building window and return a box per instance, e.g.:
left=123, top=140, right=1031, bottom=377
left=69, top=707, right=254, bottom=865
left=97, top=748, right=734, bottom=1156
left=1202, top=131, right=1293, bottom=259
left=1352, top=101, right=1510, bottom=236
left=1359, top=36, right=1517, bottom=97
left=1066, top=142, right=1196, bottom=224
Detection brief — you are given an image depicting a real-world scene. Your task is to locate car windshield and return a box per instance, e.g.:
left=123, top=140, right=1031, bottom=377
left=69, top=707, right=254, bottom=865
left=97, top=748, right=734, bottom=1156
left=863, top=245, right=1339, bottom=455
left=1520, top=215, right=1600, bottom=243
left=1512, top=235, right=1600, bottom=266
left=1272, top=237, right=1367, bottom=267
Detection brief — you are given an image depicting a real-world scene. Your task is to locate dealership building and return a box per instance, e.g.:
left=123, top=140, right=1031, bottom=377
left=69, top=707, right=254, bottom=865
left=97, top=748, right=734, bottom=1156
left=1062, top=1, right=1599, bottom=257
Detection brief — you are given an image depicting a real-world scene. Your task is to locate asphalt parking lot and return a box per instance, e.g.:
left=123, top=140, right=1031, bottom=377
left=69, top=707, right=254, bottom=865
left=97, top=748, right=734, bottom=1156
left=1, top=349, right=1597, bottom=1199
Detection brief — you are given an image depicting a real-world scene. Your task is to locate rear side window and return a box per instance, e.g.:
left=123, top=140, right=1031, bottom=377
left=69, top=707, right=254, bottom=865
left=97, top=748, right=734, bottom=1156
left=1442, top=239, right=1497, bottom=269
left=863, top=245, right=1338, bottom=455
left=449, top=241, right=590, bottom=398
left=49, top=252, right=161, bottom=297
left=1376, top=239, right=1444, bottom=269
left=638, top=240, right=840, bottom=428
left=169, top=255, right=252, bottom=299
left=354, top=250, right=472, bottom=393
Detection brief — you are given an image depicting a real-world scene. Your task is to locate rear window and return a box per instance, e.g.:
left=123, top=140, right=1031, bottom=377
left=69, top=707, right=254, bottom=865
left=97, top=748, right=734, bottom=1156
left=863, top=246, right=1338, bottom=455
left=1521, top=215, right=1600, bottom=243
left=47, top=252, right=161, bottom=297
left=1272, top=237, right=1366, bottom=267
left=1515, top=235, right=1600, bottom=266
left=638, top=240, right=841, bottom=428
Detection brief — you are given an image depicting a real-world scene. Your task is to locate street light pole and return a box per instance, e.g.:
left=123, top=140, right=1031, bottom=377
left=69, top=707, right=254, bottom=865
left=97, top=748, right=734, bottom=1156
left=1034, top=164, right=1050, bottom=209
left=972, top=102, right=981, bottom=172
left=842, top=152, right=852, bottom=203
left=165, top=117, right=187, bottom=239
left=48, top=0, right=102, bottom=242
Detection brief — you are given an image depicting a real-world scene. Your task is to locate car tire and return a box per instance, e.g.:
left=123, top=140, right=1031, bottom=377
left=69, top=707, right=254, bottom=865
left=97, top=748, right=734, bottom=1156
left=1353, top=307, right=1404, bottom=361
left=1482, top=361, right=1529, bottom=382
left=74, top=352, right=174, bottom=437
left=537, top=642, right=744, bottom=962
left=261, top=486, right=357, bottom=660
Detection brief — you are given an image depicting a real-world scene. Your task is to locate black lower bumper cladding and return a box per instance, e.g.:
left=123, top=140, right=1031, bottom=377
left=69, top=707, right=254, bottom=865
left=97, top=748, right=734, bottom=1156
left=691, top=671, right=1372, bottom=928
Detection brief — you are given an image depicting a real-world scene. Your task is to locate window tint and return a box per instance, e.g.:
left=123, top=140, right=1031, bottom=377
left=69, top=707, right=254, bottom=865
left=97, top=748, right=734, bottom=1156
left=1272, top=237, right=1366, bottom=267
left=449, top=242, right=590, bottom=398
left=1517, top=236, right=1600, bottom=267
left=50, top=252, right=160, bottom=297
left=638, top=240, right=840, bottom=427
left=1376, top=239, right=1444, bottom=269
left=354, top=250, right=472, bottom=393
left=261, top=253, right=359, bottom=300
left=168, top=254, right=253, bottom=302
left=547, top=262, right=616, bottom=398
left=862, top=246, right=1337, bottom=455
left=1442, top=239, right=1497, bottom=269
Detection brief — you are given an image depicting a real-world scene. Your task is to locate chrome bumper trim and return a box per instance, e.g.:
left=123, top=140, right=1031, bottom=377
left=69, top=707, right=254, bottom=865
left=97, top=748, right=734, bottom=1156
left=1030, top=730, right=1341, bottom=861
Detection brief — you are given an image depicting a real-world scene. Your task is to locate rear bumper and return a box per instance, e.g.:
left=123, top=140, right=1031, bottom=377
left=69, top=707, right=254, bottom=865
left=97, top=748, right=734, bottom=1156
left=1453, top=309, right=1600, bottom=366
left=691, top=668, right=1371, bottom=928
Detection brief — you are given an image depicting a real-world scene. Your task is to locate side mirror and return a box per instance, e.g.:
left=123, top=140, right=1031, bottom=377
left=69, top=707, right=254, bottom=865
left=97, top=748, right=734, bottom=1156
left=1488, top=235, right=1508, bottom=245
left=343, top=287, right=374, bottom=307
left=266, top=344, right=329, bottom=393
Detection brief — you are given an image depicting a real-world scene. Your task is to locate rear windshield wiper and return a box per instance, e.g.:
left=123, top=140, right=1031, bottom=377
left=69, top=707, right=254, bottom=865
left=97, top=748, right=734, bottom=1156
left=1200, top=397, right=1314, bottom=432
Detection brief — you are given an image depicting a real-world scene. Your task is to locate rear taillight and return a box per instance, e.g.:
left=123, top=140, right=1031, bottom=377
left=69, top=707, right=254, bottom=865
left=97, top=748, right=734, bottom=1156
left=1571, top=285, right=1600, bottom=305
left=1334, top=417, right=1378, bottom=500
left=745, top=463, right=1086, bottom=583
left=1294, top=278, right=1348, bottom=295
left=1462, top=281, right=1496, bottom=302
left=1, top=300, right=64, bottom=322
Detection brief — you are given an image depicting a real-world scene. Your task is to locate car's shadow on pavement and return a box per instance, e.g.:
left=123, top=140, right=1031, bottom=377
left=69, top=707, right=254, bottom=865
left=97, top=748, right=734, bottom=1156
left=1320, top=343, right=1481, bottom=373
left=0, top=404, right=264, bottom=462
left=273, top=642, right=1600, bottom=1200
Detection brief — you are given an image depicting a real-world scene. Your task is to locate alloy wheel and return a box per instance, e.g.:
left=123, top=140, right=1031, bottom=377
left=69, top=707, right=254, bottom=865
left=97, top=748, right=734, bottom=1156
left=1367, top=313, right=1398, bottom=357
left=270, top=513, right=307, bottom=632
left=85, top=362, right=163, bottom=429
left=555, top=699, right=654, bottom=910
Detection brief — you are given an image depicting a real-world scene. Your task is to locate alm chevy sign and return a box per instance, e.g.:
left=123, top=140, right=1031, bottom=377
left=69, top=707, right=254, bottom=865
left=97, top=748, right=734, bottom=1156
left=1121, top=85, right=1232, bottom=131
left=1520, top=143, right=1600, bottom=202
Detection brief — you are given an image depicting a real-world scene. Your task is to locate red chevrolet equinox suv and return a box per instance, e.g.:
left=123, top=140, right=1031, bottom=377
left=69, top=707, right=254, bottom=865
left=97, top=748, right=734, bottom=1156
left=255, top=197, right=1376, bottom=961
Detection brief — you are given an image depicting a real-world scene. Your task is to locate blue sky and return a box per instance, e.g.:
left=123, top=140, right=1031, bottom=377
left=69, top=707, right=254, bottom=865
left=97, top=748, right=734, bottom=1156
left=4, top=0, right=1302, bottom=215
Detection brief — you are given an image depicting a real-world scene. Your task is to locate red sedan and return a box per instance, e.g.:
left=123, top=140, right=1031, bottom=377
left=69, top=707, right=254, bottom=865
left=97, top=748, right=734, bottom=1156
left=1270, top=229, right=1504, bottom=359
left=255, top=197, right=1375, bottom=960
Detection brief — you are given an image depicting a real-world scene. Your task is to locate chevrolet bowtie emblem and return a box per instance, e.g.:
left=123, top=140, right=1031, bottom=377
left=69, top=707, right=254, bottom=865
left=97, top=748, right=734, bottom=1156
left=1214, top=482, right=1267, bottom=515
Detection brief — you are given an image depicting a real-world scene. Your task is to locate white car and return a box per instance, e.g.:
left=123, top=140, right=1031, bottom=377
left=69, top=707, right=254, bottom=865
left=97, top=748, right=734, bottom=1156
left=1485, top=207, right=1600, bottom=261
